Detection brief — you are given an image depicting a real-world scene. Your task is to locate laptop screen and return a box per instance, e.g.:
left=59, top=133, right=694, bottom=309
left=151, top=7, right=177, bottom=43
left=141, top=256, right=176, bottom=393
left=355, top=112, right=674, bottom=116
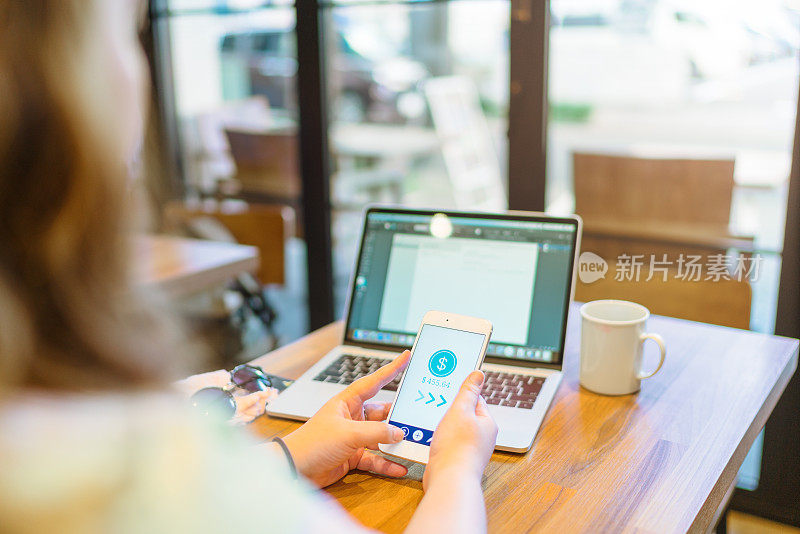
left=344, top=209, right=579, bottom=366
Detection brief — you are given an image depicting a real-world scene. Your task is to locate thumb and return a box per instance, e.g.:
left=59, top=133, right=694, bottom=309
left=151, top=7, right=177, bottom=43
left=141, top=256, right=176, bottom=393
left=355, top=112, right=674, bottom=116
left=348, top=421, right=405, bottom=449
left=453, top=370, right=484, bottom=412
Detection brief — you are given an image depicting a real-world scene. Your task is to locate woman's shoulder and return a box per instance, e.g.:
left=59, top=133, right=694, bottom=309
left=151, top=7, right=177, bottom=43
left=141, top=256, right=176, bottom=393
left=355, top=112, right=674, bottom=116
left=0, top=392, right=218, bottom=506
left=0, top=392, right=323, bottom=533
left=0, top=391, right=190, bottom=461
left=0, top=391, right=208, bottom=459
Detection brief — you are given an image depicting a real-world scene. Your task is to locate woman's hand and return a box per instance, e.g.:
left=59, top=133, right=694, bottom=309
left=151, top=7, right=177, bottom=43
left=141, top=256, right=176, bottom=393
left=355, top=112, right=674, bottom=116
left=423, top=371, right=498, bottom=491
left=281, top=351, right=411, bottom=488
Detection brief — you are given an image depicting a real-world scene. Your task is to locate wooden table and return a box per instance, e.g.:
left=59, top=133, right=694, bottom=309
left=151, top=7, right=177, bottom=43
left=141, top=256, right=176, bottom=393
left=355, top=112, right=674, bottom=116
left=249, top=305, right=798, bottom=533
left=135, top=235, right=259, bottom=297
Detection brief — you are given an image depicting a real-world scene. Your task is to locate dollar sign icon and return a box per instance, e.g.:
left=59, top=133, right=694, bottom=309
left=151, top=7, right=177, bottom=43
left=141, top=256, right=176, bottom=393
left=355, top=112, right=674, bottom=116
left=429, top=349, right=457, bottom=378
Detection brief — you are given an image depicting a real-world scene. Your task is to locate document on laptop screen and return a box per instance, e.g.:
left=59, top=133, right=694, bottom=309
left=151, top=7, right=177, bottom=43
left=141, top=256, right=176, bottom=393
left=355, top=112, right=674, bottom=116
left=377, top=234, right=538, bottom=345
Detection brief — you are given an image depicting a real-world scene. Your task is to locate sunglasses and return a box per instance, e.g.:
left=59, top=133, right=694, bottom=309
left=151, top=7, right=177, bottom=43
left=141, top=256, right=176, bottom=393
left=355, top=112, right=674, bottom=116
left=190, top=364, right=290, bottom=419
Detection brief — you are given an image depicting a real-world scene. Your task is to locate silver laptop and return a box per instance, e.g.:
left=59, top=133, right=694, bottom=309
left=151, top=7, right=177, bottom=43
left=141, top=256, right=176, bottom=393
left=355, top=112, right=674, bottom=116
left=267, top=207, right=582, bottom=453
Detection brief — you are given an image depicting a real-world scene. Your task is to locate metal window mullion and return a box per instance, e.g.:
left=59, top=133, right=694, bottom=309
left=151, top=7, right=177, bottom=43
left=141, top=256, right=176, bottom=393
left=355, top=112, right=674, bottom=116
left=296, top=0, right=335, bottom=329
left=507, top=0, right=548, bottom=212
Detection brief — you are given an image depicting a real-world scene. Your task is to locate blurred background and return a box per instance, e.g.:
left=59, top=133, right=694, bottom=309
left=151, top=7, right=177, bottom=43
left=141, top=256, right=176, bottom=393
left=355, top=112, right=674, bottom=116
left=144, top=0, right=800, bottom=528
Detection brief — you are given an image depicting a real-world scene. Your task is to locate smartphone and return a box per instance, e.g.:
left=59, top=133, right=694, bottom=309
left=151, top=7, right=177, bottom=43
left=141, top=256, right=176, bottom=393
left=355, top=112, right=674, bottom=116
left=379, top=310, right=492, bottom=464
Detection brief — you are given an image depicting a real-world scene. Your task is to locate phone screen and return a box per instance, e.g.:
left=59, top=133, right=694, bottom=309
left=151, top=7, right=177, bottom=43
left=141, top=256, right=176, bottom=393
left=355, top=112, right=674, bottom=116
left=388, top=324, right=487, bottom=446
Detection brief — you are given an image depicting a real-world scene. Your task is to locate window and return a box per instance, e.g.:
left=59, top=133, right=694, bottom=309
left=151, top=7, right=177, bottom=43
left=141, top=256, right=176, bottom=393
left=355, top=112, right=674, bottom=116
left=151, top=1, right=308, bottom=343
left=149, top=2, right=800, bottom=521
left=322, top=1, right=512, bottom=314
left=547, top=0, right=800, bottom=494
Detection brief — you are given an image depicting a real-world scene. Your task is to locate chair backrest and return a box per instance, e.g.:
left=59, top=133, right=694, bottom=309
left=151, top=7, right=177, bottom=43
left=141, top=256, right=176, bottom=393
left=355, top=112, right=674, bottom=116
left=573, top=152, right=736, bottom=225
left=164, top=200, right=294, bottom=286
left=575, top=266, right=751, bottom=329
left=182, top=96, right=274, bottom=193
left=224, top=129, right=294, bottom=168
left=195, top=96, right=274, bottom=156
left=224, top=129, right=300, bottom=198
left=424, top=76, right=506, bottom=211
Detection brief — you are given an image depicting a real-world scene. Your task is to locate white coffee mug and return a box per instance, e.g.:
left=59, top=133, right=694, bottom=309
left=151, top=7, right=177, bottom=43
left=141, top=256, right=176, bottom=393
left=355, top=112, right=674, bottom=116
left=579, top=300, right=666, bottom=395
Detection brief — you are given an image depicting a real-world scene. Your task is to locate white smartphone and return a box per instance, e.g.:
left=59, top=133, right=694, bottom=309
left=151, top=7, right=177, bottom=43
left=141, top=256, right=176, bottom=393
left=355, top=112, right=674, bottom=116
left=379, top=310, right=492, bottom=464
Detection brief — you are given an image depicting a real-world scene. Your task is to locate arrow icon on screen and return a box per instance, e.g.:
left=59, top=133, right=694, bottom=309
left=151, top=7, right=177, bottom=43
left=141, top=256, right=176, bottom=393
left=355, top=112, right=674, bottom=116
left=425, top=393, right=436, bottom=404
left=436, top=395, right=447, bottom=407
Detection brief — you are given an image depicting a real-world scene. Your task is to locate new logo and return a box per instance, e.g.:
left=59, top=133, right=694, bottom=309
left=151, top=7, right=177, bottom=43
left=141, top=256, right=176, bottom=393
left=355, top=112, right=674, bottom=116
left=578, top=251, right=608, bottom=284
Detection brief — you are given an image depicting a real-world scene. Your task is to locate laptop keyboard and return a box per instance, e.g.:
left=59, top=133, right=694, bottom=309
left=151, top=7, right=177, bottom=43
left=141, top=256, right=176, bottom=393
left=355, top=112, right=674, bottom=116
left=480, top=372, right=545, bottom=409
left=313, top=355, right=546, bottom=409
left=314, top=355, right=402, bottom=391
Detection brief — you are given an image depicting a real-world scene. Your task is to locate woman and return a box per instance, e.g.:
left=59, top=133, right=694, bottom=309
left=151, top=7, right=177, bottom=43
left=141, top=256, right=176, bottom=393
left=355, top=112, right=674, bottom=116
left=0, top=1, right=498, bottom=532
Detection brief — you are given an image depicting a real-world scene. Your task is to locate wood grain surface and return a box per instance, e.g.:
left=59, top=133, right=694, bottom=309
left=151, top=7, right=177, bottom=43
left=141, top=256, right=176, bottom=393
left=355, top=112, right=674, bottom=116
left=248, top=304, right=798, bottom=533
left=135, top=235, right=259, bottom=297
left=163, top=201, right=294, bottom=285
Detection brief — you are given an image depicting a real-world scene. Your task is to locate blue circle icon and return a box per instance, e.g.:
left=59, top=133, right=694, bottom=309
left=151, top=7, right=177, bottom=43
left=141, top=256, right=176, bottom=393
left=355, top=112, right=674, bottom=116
left=428, top=349, right=457, bottom=377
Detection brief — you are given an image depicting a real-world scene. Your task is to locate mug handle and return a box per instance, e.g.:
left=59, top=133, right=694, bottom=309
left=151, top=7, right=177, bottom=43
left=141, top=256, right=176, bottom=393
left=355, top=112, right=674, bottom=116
left=637, top=333, right=666, bottom=380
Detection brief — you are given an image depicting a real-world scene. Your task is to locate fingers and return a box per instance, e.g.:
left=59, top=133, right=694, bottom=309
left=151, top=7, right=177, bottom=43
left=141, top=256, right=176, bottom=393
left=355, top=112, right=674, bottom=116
left=344, top=350, right=411, bottom=403
left=476, top=395, right=499, bottom=439
left=348, top=420, right=404, bottom=450
left=364, top=402, right=391, bottom=422
left=452, top=370, right=485, bottom=412
left=475, top=393, right=491, bottom=418
left=356, top=450, right=408, bottom=478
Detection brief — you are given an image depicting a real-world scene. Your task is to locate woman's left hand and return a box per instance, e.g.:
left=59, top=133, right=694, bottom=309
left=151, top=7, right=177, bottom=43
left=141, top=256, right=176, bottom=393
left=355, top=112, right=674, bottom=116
left=281, top=351, right=411, bottom=488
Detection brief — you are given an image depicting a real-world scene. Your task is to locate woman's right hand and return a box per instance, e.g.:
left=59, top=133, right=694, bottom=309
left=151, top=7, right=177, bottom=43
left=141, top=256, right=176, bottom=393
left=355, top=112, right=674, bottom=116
left=423, top=371, right=498, bottom=490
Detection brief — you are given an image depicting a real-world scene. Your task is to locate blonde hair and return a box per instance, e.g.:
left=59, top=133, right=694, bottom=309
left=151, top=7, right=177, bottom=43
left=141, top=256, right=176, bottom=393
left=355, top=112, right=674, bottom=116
left=0, top=0, right=193, bottom=390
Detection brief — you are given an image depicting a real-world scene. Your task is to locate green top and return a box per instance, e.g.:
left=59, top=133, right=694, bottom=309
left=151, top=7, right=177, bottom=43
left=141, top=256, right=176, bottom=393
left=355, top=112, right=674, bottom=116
left=0, top=393, right=370, bottom=533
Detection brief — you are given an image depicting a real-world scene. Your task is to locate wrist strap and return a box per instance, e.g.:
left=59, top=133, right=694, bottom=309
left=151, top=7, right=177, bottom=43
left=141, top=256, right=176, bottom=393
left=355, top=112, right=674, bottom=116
left=272, top=436, right=297, bottom=479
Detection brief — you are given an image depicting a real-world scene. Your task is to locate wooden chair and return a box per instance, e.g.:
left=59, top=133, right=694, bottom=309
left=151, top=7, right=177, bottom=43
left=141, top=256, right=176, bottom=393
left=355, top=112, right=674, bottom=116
left=574, top=151, right=737, bottom=225
left=572, top=152, right=755, bottom=329
left=224, top=128, right=301, bottom=204
left=185, top=96, right=274, bottom=193
left=164, top=200, right=294, bottom=286
left=573, top=151, right=755, bottom=261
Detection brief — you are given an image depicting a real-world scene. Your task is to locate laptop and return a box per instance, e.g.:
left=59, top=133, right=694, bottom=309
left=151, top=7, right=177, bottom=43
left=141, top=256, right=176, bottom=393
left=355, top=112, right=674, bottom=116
left=267, top=207, right=582, bottom=452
